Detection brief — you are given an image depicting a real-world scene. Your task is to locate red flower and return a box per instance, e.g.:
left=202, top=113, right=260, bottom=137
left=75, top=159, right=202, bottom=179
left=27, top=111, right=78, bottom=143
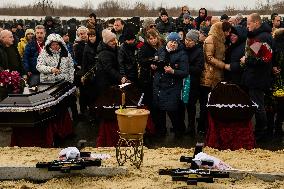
left=136, top=41, right=144, bottom=49
left=0, top=70, right=21, bottom=93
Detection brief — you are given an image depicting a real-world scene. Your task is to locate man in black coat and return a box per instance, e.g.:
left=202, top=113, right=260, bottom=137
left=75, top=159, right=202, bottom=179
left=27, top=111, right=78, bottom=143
left=240, top=13, right=273, bottom=141
left=156, top=11, right=176, bottom=35
left=118, top=30, right=138, bottom=84
left=111, top=18, right=129, bottom=46
left=0, top=30, right=25, bottom=75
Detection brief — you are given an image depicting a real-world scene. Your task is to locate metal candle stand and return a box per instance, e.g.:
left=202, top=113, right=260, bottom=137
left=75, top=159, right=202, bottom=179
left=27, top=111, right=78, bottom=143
left=116, top=132, right=144, bottom=169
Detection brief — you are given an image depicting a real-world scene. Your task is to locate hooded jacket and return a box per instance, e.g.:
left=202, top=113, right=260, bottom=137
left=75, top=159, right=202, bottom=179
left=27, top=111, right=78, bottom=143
left=194, top=8, right=207, bottom=30
left=200, top=22, right=226, bottom=88
left=225, top=26, right=247, bottom=84
left=36, top=34, right=74, bottom=83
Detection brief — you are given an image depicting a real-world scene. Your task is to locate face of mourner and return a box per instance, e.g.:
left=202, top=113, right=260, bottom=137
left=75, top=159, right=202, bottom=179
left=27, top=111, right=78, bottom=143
left=113, top=21, right=123, bottom=32
left=89, top=35, right=96, bottom=43
left=230, top=33, right=238, bottom=44
left=107, top=38, right=117, bottom=49
left=35, top=29, right=46, bottom=42
left=50, top=41, right=60, bottom=52
left=167, top=40, right=178, bottom=51
left=185, top=38, right=196, bottom=48
left=147, top=35, right=158, bottom=46
left=2, top=31, right=14, bottom=46
left=247, top=16, right=258, bottom=32
left=78, top=30, right=88, bottom=41
left=26, top=33, right=34, bottom=41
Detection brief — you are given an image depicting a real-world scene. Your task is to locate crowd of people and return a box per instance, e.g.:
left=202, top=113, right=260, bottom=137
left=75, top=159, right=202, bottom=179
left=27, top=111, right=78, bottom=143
left=0, top=7, right=283, bottom=148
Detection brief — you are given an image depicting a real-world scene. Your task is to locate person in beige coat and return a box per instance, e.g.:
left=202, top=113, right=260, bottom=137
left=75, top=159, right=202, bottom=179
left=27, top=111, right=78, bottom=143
left=200, top=21, right=231, bottom=88
left=198, top=21, right=231, bottom=134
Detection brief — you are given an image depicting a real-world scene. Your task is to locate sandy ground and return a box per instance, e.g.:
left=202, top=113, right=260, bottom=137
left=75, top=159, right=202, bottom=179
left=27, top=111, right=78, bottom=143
left=0, top=147, right=283, bottom=189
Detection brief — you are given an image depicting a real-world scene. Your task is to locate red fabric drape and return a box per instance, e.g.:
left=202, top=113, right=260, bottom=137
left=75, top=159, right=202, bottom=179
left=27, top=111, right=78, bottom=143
left=11, top=111, right=73, bottom=147
left=96, top=116, right=155, bottom=147
left=205, top=113, right=255, bottom=150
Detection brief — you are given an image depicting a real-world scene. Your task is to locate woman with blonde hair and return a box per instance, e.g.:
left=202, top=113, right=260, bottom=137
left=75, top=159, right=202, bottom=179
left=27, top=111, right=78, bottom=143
left=17, top=29, right=35, bottom=59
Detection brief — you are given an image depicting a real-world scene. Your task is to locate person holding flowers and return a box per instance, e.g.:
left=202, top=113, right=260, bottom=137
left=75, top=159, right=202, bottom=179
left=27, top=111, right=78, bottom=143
left=240, top=13, right=273, bottom=141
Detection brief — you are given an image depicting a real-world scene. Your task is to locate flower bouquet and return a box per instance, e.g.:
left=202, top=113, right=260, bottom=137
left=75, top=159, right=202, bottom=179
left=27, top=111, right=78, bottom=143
left=273, top=75, right=284, bottom=106
left=0, top=70, right=22, bottom=100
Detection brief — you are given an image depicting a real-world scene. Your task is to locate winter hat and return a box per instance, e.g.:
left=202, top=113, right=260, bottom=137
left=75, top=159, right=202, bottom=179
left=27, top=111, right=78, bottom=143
left=199, top=26, right=210, bottom=37
left=220, top=14, right=229, bottom=21
left=45, top=16, right=53, bottom=22
left=186, top=29, right=199, bottom=42
left=124, top=29, right=136, bottom=41
left=102, top=29, right=116, bottom=44
left=183, top=13, right=191, bottom=20
left=160, top=11, right=168, bottom=17
left=25, top=28, right=35, bottom=36
left=45, top=33, right=65, bottom=47
left=166, top=32, right=180, bottom=42
left=142, top=18, right=155, bottom=28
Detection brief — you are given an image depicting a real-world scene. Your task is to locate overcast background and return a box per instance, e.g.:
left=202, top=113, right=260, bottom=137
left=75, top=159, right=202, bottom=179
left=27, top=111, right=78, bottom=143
left=2, top=0, right=268, bottom=10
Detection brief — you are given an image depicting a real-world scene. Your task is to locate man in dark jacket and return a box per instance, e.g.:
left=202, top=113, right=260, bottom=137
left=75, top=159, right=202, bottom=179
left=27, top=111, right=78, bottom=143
left=23, top=25, right=46, bottom=86
left=240, top=13, right=273, bottom=141
left=118, top=30, right=138, bottom=84
left=73, top=26, right=88, bottom=114
left=44, top=16, right=62, bottom=36
left=0, top=30, right=25, bottom=75
left=156, top=11, right=176, bottom=35
left=155, top=8, right=175, bottom=25
left=111, top=18, right=129, bottom=46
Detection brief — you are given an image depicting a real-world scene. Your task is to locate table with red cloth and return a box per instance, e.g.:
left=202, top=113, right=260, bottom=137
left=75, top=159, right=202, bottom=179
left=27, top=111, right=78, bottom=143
left=11, top=110, right=73, bottom=147
left=205, top=114, right=255, bottom=150
left=96, top=116, right=155, bottom=147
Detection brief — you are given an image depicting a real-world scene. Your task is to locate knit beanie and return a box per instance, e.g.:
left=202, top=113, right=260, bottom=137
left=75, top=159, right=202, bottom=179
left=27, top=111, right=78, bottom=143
left=102, top=29, right=116, bottom=44
left=186, top=29, right=199, bottom=42
left=25, top=29, right=35, bottom=36
left=199, top=26, right=210, bottom=37
left=166, top=32, right=180, bottom=42
left=161, top=11, right=168, bottom=17
left=183, top=13, right=191, bottom=20
left=142, top=18, right=155, bottom=28
left=124, top=30, right=136, bottom=41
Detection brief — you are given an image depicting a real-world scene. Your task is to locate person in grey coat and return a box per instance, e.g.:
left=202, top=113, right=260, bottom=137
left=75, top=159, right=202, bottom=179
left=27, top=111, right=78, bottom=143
left=152, top=32, right=188, bottom=137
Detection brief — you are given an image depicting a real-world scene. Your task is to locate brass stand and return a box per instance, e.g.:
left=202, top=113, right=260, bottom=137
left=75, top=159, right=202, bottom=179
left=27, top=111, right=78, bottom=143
left=116, top=132, right=144, bottom=168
